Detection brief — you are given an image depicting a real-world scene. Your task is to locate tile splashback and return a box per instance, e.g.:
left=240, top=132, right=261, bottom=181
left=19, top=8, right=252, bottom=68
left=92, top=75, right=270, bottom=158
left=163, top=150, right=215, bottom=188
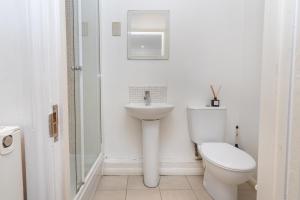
left=129, top=86, right=167, bottom=103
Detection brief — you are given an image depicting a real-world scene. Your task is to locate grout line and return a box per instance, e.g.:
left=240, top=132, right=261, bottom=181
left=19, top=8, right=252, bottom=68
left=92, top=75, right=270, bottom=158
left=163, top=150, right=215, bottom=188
left=186, top=175, right=201, bottom=200
left=185, top=175, right=193, bottom=190
left=125, top=175, right=129, bottom=200
left=158, top=176, right=163, bottom=200
left=191, top=188, right=200, bottom=200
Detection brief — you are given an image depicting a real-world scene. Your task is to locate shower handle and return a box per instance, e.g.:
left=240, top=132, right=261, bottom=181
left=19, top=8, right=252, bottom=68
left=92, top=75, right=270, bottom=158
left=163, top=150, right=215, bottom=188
left=71, top=66, right=82, bottom=71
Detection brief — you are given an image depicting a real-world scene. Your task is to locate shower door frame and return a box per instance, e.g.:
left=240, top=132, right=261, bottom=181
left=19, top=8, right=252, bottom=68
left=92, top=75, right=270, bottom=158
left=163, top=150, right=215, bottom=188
left=73, top=0, right=86, bottom=190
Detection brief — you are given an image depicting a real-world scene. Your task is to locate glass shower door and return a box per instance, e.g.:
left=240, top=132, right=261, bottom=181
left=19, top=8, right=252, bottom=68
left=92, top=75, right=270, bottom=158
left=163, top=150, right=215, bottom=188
left=66, top=0, right=84, bottom=196
left=81, top=0, right=102, bottom=176
left=67, top=0, right=102, bottom=197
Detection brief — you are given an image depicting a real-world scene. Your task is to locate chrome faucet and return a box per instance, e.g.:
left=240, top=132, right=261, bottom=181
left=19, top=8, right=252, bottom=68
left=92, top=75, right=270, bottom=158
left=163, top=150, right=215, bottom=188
left=144, top=91, right=151, bottom=106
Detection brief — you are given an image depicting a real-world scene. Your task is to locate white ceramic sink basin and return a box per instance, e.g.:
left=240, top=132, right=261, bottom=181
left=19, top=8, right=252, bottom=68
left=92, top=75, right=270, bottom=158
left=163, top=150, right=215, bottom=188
left=125, top=103, right=174, bottom=120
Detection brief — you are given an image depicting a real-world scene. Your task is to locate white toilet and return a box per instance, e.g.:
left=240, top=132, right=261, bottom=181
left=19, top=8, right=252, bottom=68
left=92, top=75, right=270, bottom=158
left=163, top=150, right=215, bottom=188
left=187, top=106, right=256, bottom=200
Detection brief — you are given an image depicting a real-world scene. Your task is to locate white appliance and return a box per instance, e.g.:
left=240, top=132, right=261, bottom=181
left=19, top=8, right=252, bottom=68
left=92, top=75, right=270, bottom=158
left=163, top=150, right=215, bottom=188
left=187, top=106, right=256, bottom=200
left=0, top=126, right=24, bottom=200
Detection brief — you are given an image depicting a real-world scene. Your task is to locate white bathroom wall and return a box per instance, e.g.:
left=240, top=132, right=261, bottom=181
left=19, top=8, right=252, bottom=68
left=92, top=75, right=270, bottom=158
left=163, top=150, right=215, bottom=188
left=102, top=0, right=264, bottom=171
left=0, top=1, right=31, bottom=125
left=238, top=0, right=265, bottom=162
left=0, top=0, right=34, bottom=197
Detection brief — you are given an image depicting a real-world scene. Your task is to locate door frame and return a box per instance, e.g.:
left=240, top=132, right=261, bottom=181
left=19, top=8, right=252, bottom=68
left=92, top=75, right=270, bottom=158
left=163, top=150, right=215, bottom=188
left=257, top=0, right=298, bottom=199
left=72, top=0, right=87, bottom=188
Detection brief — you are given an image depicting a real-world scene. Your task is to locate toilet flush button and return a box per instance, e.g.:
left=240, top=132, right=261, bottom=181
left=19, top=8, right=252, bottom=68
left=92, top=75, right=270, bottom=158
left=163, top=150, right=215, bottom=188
left=3, top=135, right=13, bottom=148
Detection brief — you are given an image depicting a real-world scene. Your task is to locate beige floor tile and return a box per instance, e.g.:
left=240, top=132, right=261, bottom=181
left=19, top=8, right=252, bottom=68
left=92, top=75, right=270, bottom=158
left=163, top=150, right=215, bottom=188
left=193, top=188, right=213, bottom=200
left=238, top=183, right=254, bottom=191
left=161, top=190, right=197, bottom=200
left=92, top=176, right=256, bottom=200
left=93, top=190, right=126, bottom=200
left=238, top=192, right=257, bottom=200
left=126, top=189, right=161, bottom=200
left=98, top=176, right=128, bottom=190
left=186, top=176, right=204, bottom=190
left=238, top=183, right=257, bottom=200
left=159, top=176, right=191, bottom=190
left=127, top=175, right=159, bottom=190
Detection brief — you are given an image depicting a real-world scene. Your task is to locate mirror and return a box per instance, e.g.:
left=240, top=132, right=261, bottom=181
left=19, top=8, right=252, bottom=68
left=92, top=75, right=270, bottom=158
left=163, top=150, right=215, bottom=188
left=127, top=10, right=170, bottom=60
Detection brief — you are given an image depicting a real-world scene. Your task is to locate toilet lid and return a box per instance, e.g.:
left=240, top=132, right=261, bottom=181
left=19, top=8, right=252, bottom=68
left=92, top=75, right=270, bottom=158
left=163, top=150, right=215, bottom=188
left=200, top=143, right=256, bottom=172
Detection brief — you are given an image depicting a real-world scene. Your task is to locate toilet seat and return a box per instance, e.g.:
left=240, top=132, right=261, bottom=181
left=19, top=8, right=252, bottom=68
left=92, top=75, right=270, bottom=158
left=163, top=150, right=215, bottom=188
left=199, top=143, right=256, bottom=172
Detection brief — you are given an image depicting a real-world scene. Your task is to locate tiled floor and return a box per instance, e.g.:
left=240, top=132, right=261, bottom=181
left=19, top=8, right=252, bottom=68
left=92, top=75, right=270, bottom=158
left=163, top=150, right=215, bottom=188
left=93, top=175, right=256, bottom=200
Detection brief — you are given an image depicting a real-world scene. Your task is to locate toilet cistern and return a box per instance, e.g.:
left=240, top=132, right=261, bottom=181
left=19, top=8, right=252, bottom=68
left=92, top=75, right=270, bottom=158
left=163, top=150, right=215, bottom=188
left=144, top=90, right=151, bottom=106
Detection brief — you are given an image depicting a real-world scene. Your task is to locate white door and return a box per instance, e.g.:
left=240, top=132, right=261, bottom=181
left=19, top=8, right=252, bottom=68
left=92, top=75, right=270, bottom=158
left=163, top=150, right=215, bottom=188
left=27, top=0, right=71, bottom=199
left=1, top=0, right=70, bottom=199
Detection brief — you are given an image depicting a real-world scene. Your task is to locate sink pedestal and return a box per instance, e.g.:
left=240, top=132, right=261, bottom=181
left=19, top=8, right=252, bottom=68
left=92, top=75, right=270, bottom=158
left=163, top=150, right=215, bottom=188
left=142, top=120, right=160, bottom=187
left=125, top=103, right=174, bottom=187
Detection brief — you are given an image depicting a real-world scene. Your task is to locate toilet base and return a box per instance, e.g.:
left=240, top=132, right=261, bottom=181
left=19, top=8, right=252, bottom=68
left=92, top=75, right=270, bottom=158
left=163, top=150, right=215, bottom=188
left=203, top=169, right=237, bottom=200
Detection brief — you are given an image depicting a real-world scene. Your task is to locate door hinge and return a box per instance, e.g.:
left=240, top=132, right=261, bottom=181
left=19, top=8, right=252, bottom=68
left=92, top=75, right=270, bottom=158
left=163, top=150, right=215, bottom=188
left=49, top=105, right=59, bottom=142
left=71, top=65, right=82, bottom=71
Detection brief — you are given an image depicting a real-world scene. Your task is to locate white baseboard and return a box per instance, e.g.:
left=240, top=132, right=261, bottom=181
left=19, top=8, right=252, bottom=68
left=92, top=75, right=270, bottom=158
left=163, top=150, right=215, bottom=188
left=103, top=159, right=204, bottom=176
left=75, top=153, right=104, bottom=200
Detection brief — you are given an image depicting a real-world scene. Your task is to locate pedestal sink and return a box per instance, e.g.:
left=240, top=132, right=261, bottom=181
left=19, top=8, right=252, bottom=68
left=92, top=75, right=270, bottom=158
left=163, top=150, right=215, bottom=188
left=125, top=103, right=174, bottom=187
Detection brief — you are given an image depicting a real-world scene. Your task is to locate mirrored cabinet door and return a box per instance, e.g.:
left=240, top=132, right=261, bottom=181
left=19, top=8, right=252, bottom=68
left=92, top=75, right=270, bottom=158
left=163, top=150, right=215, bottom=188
left=127, top=10, right=170, bottom=60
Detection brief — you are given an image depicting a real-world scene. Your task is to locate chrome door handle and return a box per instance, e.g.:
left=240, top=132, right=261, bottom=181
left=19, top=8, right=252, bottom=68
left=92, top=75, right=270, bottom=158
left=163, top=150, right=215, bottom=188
left=71, top=66, right=82, bottom=71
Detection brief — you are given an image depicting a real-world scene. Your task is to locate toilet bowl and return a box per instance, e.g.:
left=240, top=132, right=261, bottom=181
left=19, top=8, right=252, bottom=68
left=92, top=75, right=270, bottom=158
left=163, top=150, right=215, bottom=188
left=199, top=142, right=256, bottom=200
left=187, top=106, right=256, bottom=200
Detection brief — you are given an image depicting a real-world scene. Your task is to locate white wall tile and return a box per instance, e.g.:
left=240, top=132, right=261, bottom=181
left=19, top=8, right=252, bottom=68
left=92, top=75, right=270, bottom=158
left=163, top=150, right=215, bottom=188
left=129, top=86, right=167, bottom=103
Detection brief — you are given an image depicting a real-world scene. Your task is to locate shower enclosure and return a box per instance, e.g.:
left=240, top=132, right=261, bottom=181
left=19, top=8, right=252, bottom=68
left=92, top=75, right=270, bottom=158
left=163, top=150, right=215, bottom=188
left=65, top=0, right=102, bottom=197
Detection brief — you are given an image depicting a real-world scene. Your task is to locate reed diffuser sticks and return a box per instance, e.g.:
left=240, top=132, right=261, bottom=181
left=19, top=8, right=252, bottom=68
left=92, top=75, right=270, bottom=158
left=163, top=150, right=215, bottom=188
left=210, top=85, right=221, bottom=107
